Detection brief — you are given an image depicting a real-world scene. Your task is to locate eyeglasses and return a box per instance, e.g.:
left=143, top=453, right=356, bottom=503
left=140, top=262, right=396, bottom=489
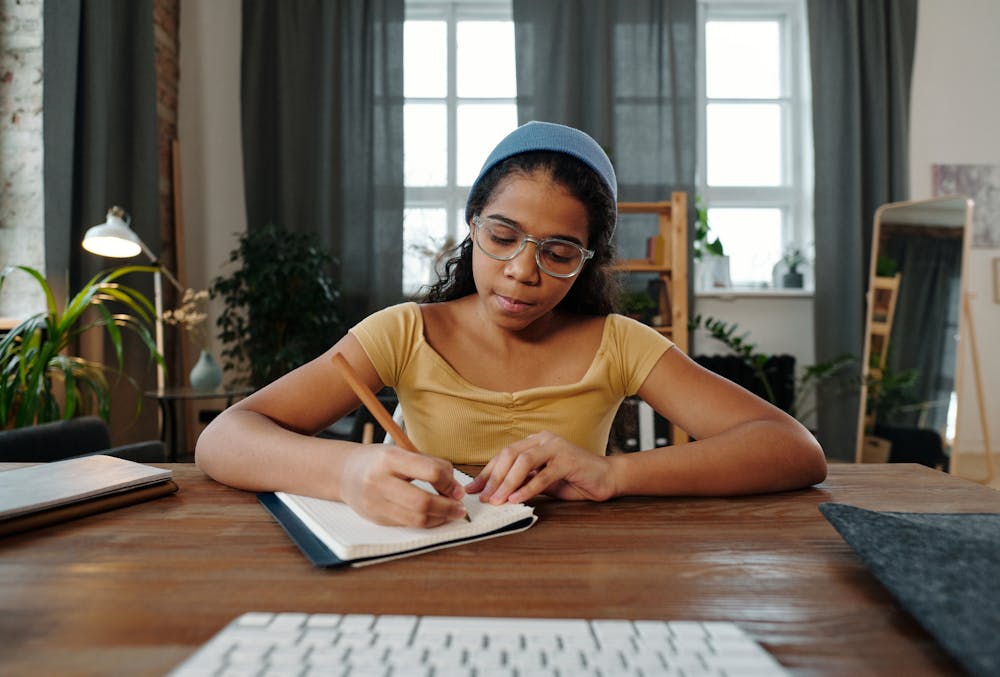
left=472, top=215, right=594, bottom=279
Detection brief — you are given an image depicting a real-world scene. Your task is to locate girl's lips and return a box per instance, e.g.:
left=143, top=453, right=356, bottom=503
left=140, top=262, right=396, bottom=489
left=495, top=293, right=532, bottom=313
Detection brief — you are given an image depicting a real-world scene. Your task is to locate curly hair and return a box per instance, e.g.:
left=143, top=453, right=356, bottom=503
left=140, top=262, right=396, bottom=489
left=421, top=151, right=619, bottom=315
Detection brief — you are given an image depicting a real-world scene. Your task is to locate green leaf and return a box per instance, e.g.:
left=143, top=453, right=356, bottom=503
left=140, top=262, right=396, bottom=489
left=0, top=265, right=164, bottom=427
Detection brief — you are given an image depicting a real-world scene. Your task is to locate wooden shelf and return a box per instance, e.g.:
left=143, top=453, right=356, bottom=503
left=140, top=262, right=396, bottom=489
left=613, top=193, right=689, bottom=446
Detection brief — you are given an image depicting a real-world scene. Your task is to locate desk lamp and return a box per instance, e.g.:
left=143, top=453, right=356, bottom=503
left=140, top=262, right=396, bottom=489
left=82, top=206, right=182, bottom=390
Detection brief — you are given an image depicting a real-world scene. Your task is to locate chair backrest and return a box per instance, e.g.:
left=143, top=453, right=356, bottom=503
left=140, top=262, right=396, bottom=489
left=0, top=417, right=112, bottom=462
left=0, top=416, right=167, bottom=463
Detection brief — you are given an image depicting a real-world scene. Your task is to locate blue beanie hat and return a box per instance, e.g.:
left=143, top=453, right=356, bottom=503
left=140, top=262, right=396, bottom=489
left=467, top=120, right=618, bottom=215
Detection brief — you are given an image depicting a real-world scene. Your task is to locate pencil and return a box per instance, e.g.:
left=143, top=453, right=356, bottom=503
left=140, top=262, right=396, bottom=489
left=331, top=353, right=471, bottom=522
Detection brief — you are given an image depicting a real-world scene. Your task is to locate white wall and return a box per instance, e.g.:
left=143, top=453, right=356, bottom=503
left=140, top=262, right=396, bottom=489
left=693, top=291, right=816, bottom=427
left=177, top=0, right=245, bottom=448
left=909, top=0, right=1000, bottom=460
left=178, top=0, right=246, bottom=358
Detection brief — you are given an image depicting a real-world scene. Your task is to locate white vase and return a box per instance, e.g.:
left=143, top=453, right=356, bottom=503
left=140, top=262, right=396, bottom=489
left=189, top=350, right=223, bottom=391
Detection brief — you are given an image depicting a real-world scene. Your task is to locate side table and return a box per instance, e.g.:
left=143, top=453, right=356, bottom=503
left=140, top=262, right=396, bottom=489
left=143, top=386, right=255, bottom=461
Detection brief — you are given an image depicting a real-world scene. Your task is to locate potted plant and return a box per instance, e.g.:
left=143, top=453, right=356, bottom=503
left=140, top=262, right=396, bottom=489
left=0, top=265, right=164, bottom=427
left=620, top=289, right=657, bottom=324
left=211, top=224, right=347, bottom=388
left=781, top=248, right=806, bottom=288
left=689, top=313, right=855, bottom=424
left=693, top=197, right=730, bottom=290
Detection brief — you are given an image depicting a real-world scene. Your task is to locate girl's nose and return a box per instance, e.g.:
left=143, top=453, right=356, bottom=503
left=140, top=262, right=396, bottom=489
left=503, top=243, right=541, bottom=284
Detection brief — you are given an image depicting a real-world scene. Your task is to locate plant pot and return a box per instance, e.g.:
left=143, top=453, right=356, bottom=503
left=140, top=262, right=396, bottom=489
left=782, top=270, right=804, bottom=288
left=696, top=255, right=731, bottom=291
left=190, top=350, right=223, bottom=391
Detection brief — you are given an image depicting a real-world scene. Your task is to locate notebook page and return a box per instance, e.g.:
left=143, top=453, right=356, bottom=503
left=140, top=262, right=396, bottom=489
left=275, top=469, right=534, bottom=560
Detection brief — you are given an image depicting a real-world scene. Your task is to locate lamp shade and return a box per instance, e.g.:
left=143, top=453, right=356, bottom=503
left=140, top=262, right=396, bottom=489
left=82, top=206, right=142, bottom=258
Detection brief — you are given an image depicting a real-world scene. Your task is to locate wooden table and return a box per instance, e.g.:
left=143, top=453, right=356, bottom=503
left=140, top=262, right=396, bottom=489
left=1, top=463, right=997, bottom=676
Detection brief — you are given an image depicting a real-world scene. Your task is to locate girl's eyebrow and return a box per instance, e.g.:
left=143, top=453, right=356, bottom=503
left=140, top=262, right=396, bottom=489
left=483, top=213, right=587, bottom=247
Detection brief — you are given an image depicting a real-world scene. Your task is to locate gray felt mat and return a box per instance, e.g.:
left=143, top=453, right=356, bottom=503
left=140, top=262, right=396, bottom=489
left=820, top=503, right=1000, bottom=677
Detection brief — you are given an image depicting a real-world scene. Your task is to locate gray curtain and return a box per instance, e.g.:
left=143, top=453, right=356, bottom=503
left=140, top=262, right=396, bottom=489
left=241, top=0, right=405, bottom=326
left=511, top=0, right=697, bottom=267
left=807, top=0, right=918, bottom=461
left=43, top=0, right=161, bottom=444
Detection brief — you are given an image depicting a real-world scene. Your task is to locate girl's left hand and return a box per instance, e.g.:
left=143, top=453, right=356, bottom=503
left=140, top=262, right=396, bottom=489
left=465, top=431, right=618, bottom=505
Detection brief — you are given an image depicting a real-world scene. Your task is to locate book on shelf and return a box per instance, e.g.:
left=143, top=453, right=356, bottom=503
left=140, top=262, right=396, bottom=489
left=0, top=454, right=178, bottom=537
left=259, top=468, right=537, bottom=568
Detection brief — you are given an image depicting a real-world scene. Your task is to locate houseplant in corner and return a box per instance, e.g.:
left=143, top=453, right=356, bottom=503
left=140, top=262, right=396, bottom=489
left=211, top=224, right=347, bottom=388
left=0, top=265, right=164, bottom=427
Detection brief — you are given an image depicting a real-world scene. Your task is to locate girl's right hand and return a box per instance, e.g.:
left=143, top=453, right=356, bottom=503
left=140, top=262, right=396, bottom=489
left=339, top=444, right=469, bottom=527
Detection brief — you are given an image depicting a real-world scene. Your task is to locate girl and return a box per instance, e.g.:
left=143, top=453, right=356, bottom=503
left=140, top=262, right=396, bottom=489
left=196, top=121, right=826, bottom=527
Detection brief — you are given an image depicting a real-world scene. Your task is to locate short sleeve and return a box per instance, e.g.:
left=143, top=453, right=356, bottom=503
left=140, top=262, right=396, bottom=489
left=348, top=302, right=422, bottom=387
left=606, top=314, right=674, bottom=395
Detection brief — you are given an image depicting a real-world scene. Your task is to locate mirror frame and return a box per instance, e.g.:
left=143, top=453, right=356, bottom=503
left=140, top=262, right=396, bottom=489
left=854, top=195, right=976, bottom=465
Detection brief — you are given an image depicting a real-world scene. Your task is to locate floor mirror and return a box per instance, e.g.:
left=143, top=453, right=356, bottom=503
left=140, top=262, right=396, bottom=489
left=855, top=195, right=991, bottom=481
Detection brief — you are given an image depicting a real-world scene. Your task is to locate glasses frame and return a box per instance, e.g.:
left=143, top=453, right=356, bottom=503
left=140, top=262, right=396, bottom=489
left=471, top=215, right=595, bottom=279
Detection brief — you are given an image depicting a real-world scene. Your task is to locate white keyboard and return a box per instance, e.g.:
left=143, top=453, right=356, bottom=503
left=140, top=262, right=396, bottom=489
left=169, top=611, right=789, bottom=676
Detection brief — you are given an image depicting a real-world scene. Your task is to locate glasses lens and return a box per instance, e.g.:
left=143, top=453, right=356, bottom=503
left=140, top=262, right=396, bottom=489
left=475, top=217, right=587, bottom=277
left=537, top=241, right=584, bottom=276
left=477, top=219, right=523, bottom=259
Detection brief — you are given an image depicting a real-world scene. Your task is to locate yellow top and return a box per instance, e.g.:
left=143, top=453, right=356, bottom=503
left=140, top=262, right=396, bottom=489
left=350, top=302, right=673, bottom=464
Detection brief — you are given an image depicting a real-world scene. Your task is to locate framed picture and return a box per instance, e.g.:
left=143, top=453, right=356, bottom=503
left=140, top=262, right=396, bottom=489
left=933, top=164, right=1000, bottom=248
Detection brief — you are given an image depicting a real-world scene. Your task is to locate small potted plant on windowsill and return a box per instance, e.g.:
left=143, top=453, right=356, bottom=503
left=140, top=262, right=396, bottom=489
left=781, top=247, right=806, bottom=289
left=693, top=197, right=730, bottom=291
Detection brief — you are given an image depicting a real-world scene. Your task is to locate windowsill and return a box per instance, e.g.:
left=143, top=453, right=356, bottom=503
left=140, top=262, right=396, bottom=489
left=695, top=287, right=814, bottom=300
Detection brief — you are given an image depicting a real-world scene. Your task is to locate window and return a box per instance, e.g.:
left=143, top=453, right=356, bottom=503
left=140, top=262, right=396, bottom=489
left=697, top=0, right=813, bottom=289
left=403, top=1, right=516, bottom=295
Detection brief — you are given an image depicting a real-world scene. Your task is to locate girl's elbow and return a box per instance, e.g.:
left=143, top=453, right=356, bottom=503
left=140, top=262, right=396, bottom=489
left=797, top=434, right=828, bottom=487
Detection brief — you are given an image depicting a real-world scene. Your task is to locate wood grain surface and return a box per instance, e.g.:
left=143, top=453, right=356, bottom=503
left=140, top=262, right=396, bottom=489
left=2, top=462, right=997, bottom=676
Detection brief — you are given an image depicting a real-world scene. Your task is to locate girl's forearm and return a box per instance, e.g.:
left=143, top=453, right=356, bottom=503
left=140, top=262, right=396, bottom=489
left=195, top=408, right=357, bottom=501
left=608, top=419, right=827, bottom=497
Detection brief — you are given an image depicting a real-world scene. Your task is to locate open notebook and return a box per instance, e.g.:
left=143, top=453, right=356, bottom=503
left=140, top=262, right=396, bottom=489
left=259, top=469, right=536, bottom=568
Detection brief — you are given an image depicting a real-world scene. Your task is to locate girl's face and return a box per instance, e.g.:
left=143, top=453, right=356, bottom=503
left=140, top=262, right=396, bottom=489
left=469, top=170, right=591, bottom=332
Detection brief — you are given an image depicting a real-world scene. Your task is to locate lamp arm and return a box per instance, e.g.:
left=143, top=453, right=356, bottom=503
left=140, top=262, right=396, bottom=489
left=136, top=237, right=184, bottom=292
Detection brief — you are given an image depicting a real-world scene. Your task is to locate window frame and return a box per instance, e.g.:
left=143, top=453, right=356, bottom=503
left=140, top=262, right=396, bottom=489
left=403, top=0, right=515, bottom=295
left=696, top=0, right=813, bottom=291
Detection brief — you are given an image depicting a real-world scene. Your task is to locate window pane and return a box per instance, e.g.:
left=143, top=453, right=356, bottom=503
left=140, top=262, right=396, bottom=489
left=708, top=208, right=782, bottom=286
left=706, top=21, right=781, bottom=99
left=456, top=104, right=518, bottom=186
left=404, top=103, right=447, bottom=186
left=404, top=21, right=446, bottom=98
left=457, top=21, right=516, bottom=98
left=403, top=208, right=449, bottom=295
left=707, top=103, right=782, bottom=186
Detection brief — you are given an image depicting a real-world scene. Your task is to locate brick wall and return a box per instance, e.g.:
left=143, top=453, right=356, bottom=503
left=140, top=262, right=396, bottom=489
left=0, top=0, right=44, bottom=321
left=154, top=0, right=179, bottom=287
left=0, top=1, right=180, bottom=323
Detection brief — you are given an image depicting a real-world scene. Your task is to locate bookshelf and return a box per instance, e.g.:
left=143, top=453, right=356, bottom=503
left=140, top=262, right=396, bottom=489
left=611, top=192, right=689, bottom=446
